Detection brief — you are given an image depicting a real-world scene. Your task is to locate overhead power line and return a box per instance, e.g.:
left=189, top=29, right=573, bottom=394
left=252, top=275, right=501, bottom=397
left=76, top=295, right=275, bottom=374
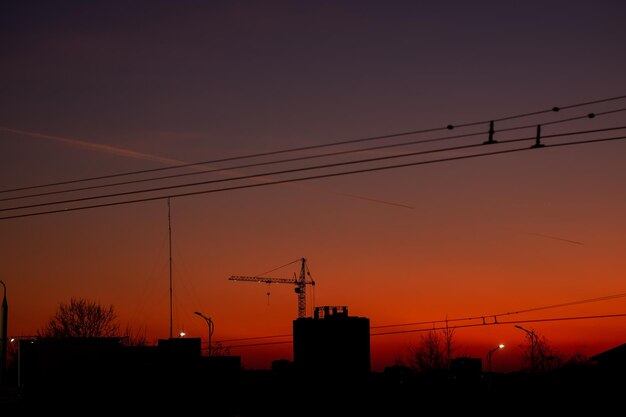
left=373, top=291, right=626, bottom=329
left=370, top=313, right=626, bottom=337
left=9, top=125, right=625, bottom=210
left=222, top=313, right=626, bottom=349
left=216, top=290, right=626, bottom=343
left=1, top=133, right=625, bottom=220
left=4, top=108, right=625, bottom=204
left=2, top=94, right=625, bottom=194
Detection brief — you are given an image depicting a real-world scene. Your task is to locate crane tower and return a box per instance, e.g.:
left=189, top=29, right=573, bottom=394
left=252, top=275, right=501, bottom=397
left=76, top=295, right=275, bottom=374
left=228, top=257, right=315, bottom=318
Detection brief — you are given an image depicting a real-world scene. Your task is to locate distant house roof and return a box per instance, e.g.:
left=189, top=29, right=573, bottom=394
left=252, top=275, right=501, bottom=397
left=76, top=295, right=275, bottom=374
left=589, top=343, right=626, bottom=368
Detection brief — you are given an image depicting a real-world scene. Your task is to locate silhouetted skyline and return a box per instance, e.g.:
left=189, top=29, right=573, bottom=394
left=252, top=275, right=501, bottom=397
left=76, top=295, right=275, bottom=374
left=4, top=332, right=626, bottom=412
left=1, top=1, right=625, bottom=373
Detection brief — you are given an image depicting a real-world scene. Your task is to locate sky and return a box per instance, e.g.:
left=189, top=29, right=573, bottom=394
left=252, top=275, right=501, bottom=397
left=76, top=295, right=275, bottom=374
left=1, top=1, right=625, bottom=372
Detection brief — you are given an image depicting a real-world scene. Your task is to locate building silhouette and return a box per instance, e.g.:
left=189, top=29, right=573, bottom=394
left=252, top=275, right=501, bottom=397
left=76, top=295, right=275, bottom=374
left=6, top=319, right=626, bottom=412
left=589, top=342, right=626, bottom=371
left=292, top=305, right=370, bottom=377
left=14, top=337, right=241, bottom=409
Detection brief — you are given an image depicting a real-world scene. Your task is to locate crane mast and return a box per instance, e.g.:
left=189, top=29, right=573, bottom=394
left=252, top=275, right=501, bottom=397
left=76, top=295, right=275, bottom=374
left=228, top=257, right=315, bottom=318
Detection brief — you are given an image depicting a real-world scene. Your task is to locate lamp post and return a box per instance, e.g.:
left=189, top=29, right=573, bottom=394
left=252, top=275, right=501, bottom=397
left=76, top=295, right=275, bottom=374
left=486, top=343, right=505, bottom=393
left=194, top=311, right=214, bottom=357
left=487, top=343, right=505, bottom=373
left=0, top=280, right=7, bottom=385
left=515, top=325, right=536, bottom=372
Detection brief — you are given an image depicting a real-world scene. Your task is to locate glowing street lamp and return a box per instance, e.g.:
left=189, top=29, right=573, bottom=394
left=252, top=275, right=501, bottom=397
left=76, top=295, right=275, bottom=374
left=487, top=343, right=505, bottom=373
left=194, top=311, right=214, bottom=356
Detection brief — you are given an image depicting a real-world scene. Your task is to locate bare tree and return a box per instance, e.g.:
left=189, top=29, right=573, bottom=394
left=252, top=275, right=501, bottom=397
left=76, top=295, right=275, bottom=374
left=534, top=333, right=562, bottom=371
left=210, top=341, right=231, bottom=356
left=518, top=329, right=561, bottom=372
left=121, top=324, right=148, bottom=346
left=442, top=322, right=455, bottom=369
left=38, top=297, right=120, bottom=338
left=409, top=327, right=456, bottom=373
left=561, top=351, right=588, bottom=370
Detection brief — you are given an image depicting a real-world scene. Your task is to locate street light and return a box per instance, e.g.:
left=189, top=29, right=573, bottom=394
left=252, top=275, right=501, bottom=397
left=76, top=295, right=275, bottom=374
left=486, top=343, right=505, bottom=393
left=515, top=325, right=536, bottom=372
left=487, top=343, right=505, bottom=373
left=194, top=311, right=214, bottom=357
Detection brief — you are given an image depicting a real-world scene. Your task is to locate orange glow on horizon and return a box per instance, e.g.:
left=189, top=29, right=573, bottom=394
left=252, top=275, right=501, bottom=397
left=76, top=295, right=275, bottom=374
left=1, top=2, right=625, bottom=375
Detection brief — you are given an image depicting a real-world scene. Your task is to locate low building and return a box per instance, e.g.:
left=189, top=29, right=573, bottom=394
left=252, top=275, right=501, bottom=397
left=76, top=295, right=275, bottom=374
left=589, top=342, right=626, bottom=371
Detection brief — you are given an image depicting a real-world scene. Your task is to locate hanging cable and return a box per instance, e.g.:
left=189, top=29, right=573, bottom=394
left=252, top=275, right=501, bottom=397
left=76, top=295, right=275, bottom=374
left=2, top=126, right=625, bottom=214
left=1, top=94, right=624, bottom=194
left=1, top=133, right=625, bottom=220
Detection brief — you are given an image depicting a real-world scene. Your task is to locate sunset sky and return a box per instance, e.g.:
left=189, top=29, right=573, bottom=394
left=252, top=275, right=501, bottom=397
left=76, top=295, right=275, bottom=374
left=1, top=1, right=625, bottom=372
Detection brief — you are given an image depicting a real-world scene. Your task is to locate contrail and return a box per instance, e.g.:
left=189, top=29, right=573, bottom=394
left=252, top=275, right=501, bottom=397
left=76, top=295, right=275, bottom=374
left=1, top=126, right=413, bottom=209
left=297, top=183, right=414, bottom=209
left=0, top=126, right=182, bottom=165
left=527, top=232, right=583, bottom=245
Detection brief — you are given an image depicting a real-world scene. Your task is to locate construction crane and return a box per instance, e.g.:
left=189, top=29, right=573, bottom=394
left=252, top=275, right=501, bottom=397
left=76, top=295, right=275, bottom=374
left=228, top=257, right=315, bottom=319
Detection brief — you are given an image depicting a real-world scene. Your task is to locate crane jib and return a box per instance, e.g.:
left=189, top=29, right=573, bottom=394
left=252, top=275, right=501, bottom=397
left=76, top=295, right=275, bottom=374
left=228, top=258, right=315, bottom=318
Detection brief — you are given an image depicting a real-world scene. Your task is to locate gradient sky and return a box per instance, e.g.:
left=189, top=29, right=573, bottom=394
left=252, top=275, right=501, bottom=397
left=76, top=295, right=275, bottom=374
left=1, top=1, right=625, bottom=372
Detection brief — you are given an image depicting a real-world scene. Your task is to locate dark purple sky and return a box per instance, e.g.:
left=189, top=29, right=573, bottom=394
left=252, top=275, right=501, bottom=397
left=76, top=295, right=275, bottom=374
left=1, top=1, right=625, bottom=371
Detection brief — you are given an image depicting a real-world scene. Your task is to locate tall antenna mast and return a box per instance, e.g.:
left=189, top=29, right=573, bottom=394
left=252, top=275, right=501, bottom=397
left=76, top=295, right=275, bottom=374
left=168, top=198, right=173, bottom=339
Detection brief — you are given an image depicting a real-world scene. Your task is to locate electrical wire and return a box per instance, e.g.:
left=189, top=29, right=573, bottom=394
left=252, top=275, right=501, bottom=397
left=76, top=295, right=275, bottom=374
left=221, top=313, right=626, bottom=348
left=3, top=129, right=502, bottom=209
left=2, top=94, right=624, bottom=194
left=215, top=291, right=626, bottom=344
left=370, top=313, right=626, bottom=337
left=370, top=313, right=626, bottom=336
left=0, top=128, right=489, bottom=202
left=372, top=291, right=626, bottom=329
left=2, top=133, right=625, bottom=220
left=4, top=107, right=625, bottom=203
left=3, top=125, right=626, bottom=210
left=217, top=334, right=292, bottom=343
left=214, top=293, right=626, bottom=342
